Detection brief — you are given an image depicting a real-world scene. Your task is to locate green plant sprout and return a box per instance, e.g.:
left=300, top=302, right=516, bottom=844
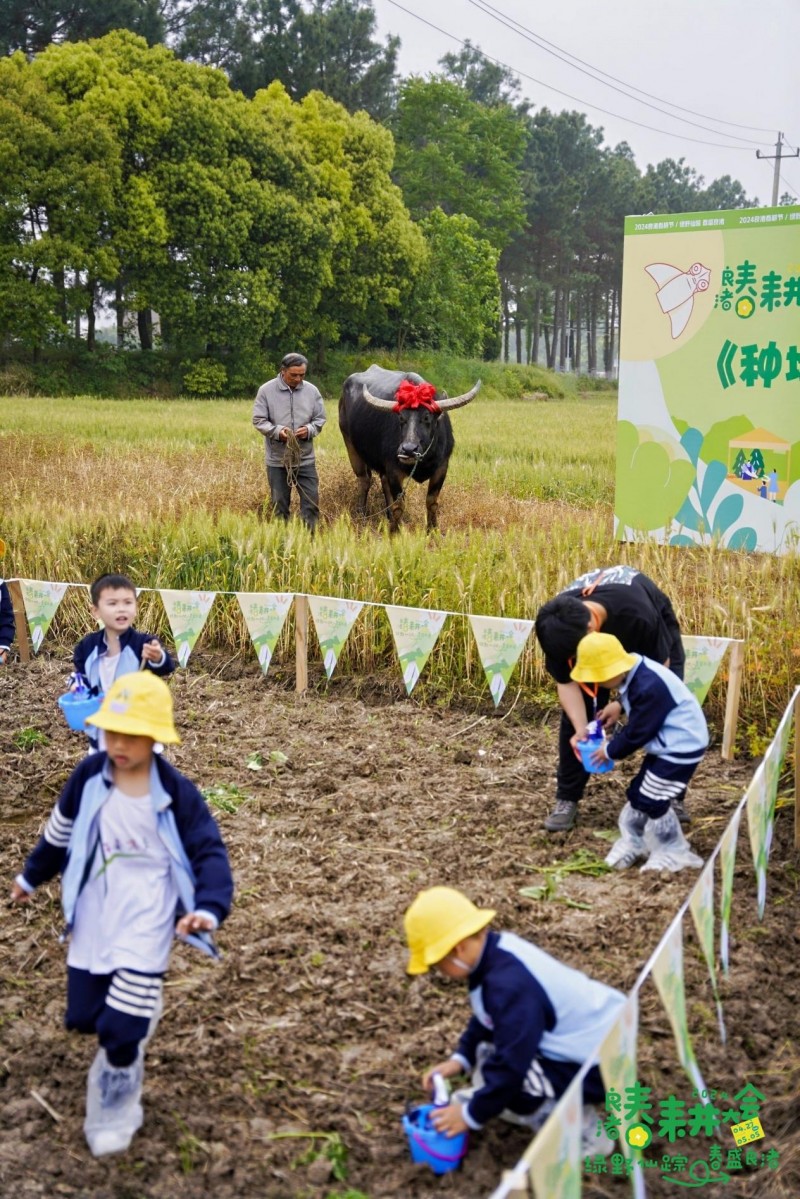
left=519, top=849, right=611, bottom=910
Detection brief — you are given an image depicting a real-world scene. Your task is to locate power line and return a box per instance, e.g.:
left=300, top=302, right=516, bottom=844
left=467, top=0, right=778, bottom=138
left=779, top=175, right=799, bottom=201
left=384, top=0, right=757, bottom=151
left=466, top=0, right=769, bottom=145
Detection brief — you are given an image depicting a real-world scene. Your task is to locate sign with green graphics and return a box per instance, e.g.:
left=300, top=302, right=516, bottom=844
left=236, top=592, right=293, bottom=674
left=651, top=920, right=708, bottom=1099
left=689, top=860, right=725, bottom=1043
left=159, top=590, right=216, bottom=668
left=385, top=606, right=448, bottom=694
left=681, top=636, right=732, bottom=705
left=598, top=994, right=642, bottom=1169
left=468, top=615, right=534, bottom=705
left=617, top=205, right=800, bottom=553
left=719, top=807, right=742, bottom=976
left=525, top=1074, right=582, bottom=1199
left=746, top=765, right=771, bottom=919
left=19, top=580, right=68, bottom=653
left=307, top=596, right=363, bottom=679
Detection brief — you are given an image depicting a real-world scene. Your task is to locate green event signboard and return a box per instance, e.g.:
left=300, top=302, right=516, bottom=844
left=616, top=204, right=800, bottom=553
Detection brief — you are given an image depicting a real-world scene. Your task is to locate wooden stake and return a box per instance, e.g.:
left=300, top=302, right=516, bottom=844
left=7, top=579, right=31, bottom=663
left=721, top=640, right=744, bottom=761
left=295, top=594, right=308, bottom=694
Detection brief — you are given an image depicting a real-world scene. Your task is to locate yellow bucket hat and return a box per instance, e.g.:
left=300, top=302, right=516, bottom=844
left=86, top=671, right=180, bottom=744
left=571, top=632, right=637, bottom=683
left=404, top=886, right=495, bottom=975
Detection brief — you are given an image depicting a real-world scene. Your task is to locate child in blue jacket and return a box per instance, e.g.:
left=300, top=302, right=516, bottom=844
left=571, top=632, right=707, bottom=873
left=10, top=672, right=233, bottom=1158
left=404, top=886, right=623, bottom=1156
left=74, top=574, right=175, bottom=750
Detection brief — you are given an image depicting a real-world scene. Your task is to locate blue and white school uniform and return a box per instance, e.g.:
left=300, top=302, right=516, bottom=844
left=16, top=753, right=232, bottom=1066
left=452, top=930, right=624, bottom=1130
left=73, top=628, right=175, bottom=751
left=607, top=654, right=709, bottom=817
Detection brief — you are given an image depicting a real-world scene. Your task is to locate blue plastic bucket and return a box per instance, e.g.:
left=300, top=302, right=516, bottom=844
left=577, top=738, right=614, bottom=774
left=402, top=1104, right=468, bottom=1174
left=58, top=691, right=102, bottom=732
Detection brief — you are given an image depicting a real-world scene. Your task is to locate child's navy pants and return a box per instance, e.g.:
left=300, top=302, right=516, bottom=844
left=65, top=967, right=163, bottom=1067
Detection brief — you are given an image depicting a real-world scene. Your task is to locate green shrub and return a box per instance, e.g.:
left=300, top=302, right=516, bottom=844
left=182, top=358, right=228, bottom=397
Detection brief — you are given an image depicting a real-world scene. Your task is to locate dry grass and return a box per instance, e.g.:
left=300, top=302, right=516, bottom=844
left=2, top=399, right=798, bottom=746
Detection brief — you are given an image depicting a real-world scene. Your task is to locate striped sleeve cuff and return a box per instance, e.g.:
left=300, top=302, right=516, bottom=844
left=44, top=805, right=73, bottom=848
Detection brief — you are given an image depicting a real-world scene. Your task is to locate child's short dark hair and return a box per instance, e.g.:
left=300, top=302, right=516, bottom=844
left=90, top=573, right=137, bottom=605
left=535, top=595, right=592, bottom=661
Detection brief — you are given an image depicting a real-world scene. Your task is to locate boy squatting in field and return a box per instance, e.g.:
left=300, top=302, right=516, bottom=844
left=9, top=671, right=234, bottom=1157
left=404, top=886, right=624, bottom=1156
left=571, top=632, right=707, bottom=873
left=74, top=573, right=175, bottom=751
left=534, top=565, right=686, bottom=833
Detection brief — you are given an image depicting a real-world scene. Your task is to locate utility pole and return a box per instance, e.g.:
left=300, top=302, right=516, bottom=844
left=756, top=132, right=799, bottom=206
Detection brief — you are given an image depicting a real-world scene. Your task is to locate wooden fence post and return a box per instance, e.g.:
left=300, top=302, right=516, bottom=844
left=6, top=579, right=31, bottom=663
left=295, top=594, right=308, bottom=694
left=721, top=640, right=745, bottom=761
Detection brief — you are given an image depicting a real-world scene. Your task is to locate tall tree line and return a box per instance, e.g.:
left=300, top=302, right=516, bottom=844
left=1, top=3, right=768, bottom=375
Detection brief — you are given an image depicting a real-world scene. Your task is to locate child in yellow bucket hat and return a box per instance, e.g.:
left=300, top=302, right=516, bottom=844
left=571, top=631, right=707, bottom=873
left=404, top=886, right=624, bottom=1157
left=9, top=671, right=233, bottom=1159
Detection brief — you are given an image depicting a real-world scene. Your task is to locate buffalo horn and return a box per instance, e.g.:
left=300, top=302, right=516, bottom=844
left=435, top=380, right=481, bottom=411
left=362, top=380, right=482, bottom=411
left=362, top=385, right=397, bottom=410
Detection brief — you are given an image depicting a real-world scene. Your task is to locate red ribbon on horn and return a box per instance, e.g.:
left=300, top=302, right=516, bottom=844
left=393, top=380, right=440, bottom=413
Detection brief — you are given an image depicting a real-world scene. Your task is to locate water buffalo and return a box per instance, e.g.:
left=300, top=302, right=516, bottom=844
left=338, top=365, right=481, bottom=533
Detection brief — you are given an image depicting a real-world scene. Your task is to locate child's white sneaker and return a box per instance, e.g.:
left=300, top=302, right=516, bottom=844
left=84, top=1048, right=144, bottom=1157
left=640, top=808, right=704, bottom=873
left=604, top=802, right=648, bottom=870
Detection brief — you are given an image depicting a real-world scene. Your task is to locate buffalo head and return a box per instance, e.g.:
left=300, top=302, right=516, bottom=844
left=362, top=378, right=481, bottom=465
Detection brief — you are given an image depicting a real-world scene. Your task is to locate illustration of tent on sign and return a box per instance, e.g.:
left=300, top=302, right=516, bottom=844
left=727, top=427, right=790, bottom=500
left=645, top=261, right=710, bottom=338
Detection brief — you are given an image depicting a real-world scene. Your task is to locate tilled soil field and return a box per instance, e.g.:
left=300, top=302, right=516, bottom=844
left=1, top=656, right=798, bottom=1199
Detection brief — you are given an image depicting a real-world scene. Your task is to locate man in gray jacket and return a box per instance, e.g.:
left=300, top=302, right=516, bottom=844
left=252, top=353, right=327, bottom=531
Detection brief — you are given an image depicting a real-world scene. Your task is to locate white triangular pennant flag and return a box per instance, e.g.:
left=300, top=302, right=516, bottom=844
left=469, top=615, right=533, bottom=706
left=19, top=580, right=69, bottom=654
left=236, top=593, right=293, bottom=674
left=307, top=596, right=363, bottom=678
left=159, top=589, right=216, bottom=668
left=651, top=920, right=708, bottom=1098
left=524, top=1072, right=582, bottom=1198
left=385, top=605, right=447, bottom=694
left=689, top=860, right=725, bottom=1043
left=681, top=636, right=731, bottom=704
left=718, top=806, right=742, bottom=976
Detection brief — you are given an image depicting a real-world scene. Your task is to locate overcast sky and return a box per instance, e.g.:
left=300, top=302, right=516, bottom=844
left=370, top=0, right=800, bottom=208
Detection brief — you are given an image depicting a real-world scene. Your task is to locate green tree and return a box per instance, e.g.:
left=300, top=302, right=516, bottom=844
left=439, top=40, right=528, bottom=112
left=175, top=0, right=398, bottom=122
left=392, top=76, right=526, bottom=253
left=0, top=0, right=165, bottom=55
left=402, top=207, right=500, bottom=356
left=0, top=32, right=429, bottom=365
left=262, top=85, right=424, bottom=356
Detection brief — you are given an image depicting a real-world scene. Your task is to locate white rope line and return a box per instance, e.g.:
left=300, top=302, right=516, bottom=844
left=6, top=580, right=746, bottom=640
